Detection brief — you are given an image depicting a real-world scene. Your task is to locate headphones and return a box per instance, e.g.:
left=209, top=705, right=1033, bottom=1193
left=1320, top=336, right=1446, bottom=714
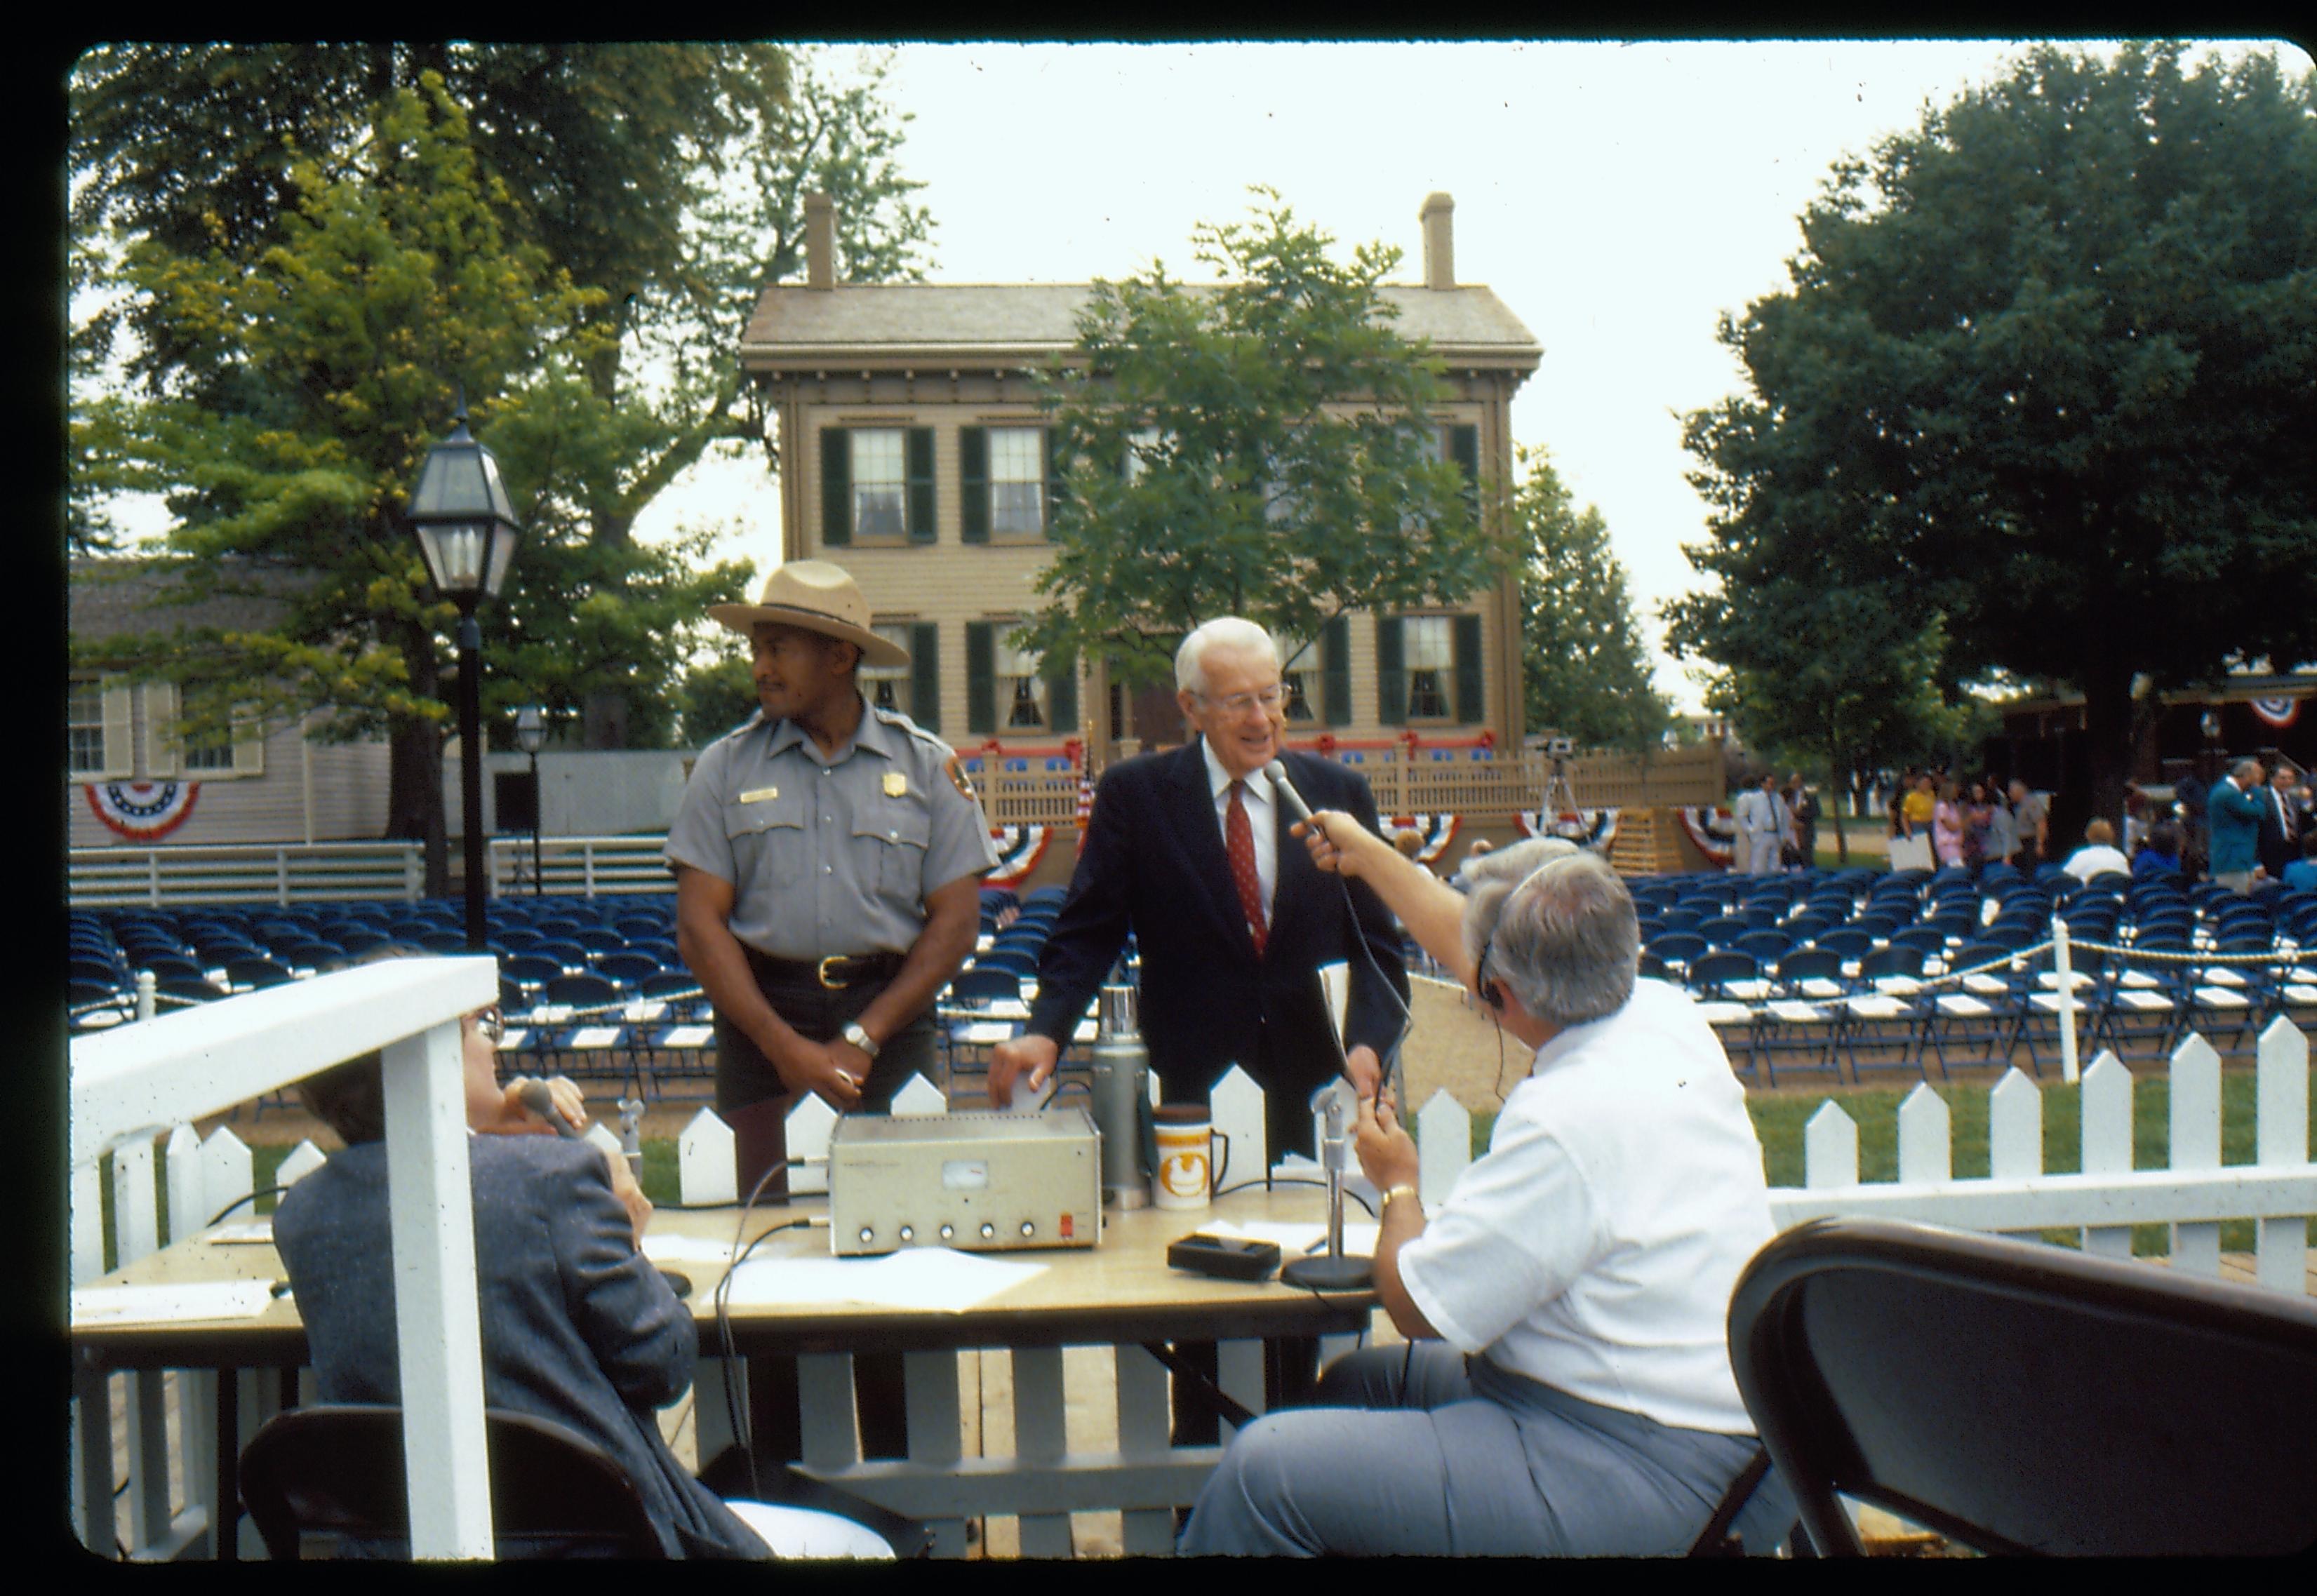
left=1476, top=930, right=1505, bottom=1012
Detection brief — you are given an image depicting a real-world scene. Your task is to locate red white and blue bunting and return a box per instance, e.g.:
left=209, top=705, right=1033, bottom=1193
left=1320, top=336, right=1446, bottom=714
left=1678, top=806, right=1737, bottom=869
left=986, top=825, right=1052, bottom=888
left=1514, top=808, right=1619, bottom=854
left=1386, top=814, right=1462, bottom=864
left=85, top=781, right=200, bottom=842
left=2251, top=696, right=2302, bottom=729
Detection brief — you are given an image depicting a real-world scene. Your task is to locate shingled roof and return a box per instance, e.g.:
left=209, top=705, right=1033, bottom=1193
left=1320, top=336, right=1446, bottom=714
left=739, top=282, right=1542, bottom=371
left=69, top=557, right=314, bottom=646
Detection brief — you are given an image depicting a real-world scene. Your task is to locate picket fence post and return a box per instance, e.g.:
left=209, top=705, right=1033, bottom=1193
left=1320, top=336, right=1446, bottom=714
left=2168, top=1033, right=2224, bottom=1278
left=2253, top=1017, right=2311, bottom=1294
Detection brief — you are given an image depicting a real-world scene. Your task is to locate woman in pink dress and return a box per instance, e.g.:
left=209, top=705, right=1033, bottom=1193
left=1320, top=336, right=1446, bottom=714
left=1932, top=778, right=1968, bottom=868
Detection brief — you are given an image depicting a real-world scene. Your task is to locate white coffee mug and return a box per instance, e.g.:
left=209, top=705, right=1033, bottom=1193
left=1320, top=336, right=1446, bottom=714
left=1152, top=1106, right=1224, bottom=1211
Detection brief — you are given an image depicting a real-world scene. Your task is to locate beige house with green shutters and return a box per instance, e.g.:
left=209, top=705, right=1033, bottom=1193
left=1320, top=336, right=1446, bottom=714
left=737, top=192, right=1542, bottom=767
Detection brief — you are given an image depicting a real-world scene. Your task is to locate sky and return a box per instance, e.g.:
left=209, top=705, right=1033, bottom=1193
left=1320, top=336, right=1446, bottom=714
left=627, top=36, right=2309, bottom=710
left=98, top=38, right=2312, bottom=709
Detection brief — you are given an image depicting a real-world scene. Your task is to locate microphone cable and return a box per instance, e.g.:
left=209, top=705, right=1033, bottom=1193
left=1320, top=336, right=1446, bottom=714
left=712, top=1158, right=805, bottom=1501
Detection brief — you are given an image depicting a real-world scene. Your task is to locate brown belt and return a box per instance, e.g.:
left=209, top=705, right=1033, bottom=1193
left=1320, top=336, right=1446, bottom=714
left=752, top=951, right=907, bottom=991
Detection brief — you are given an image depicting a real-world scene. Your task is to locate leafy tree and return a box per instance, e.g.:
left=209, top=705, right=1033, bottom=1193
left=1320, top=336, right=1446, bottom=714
left=679, top=652, right=763, bottom=749
left=1666, top=582, right=1994, bottom=861
left=69, top=43, right=934, bottom=744
left=1677, top=42, right=2317, bottom=832
left=1023, top=189, right=1513, bottom=685
left=68, top=76, right=747, bottom=892
left=1511, top=445, right=1672, bottom=753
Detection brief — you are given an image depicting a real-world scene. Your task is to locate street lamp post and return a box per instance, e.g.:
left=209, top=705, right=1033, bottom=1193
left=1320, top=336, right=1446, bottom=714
left=406, top=398, right=521, bottom=953
left=515, top=704, right=547, bottom=897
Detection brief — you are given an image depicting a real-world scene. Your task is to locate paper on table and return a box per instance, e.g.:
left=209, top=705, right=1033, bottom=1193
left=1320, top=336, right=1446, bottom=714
left=72, top=1280, right=277, bottom=1327
left=719, top=1247, right=1047, bottom=1313
left=207, top=1220, right=274, bottom=1245
left=1195, top=1218, right=1380, bottom=1259
left=640, top=1234, right=742, bottom=1266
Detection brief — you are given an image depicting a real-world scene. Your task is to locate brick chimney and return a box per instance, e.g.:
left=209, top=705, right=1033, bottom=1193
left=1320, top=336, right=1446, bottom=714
left=1420, top=192, right=1455, bottom=290
left=805, top=191, right=836, bottom=290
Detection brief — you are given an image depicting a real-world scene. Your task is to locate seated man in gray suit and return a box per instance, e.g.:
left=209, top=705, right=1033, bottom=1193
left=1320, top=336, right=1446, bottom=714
left=274, top=1000, right=785, bottom=1559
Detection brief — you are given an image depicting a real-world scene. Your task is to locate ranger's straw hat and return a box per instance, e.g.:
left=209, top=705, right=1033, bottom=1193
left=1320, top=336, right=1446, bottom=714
left=707, top=561, right=909, bottom=667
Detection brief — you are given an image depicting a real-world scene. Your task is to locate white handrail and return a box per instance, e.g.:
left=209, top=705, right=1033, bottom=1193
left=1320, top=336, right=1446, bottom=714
left=70, top=958, right=501, bottom=1559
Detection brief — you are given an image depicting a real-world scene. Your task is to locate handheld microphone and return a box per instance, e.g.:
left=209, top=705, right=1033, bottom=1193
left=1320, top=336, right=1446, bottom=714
left=1262, top=758, right=1316, bottom=829
left=518, top=1080, right=584, bottom=1140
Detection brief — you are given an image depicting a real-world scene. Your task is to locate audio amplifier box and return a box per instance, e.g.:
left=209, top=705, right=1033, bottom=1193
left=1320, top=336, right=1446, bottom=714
left=827, top=1107, right=1102, bottom=1256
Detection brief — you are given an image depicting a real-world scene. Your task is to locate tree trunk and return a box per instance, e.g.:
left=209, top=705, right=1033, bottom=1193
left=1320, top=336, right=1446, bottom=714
left=2077, top=666, right=2139, bottom=855
left=1825, top=734, right=1850, bottom=866
left=385, top=629, right=449, bottom=898
left=584, top=502, right=634, bottom=750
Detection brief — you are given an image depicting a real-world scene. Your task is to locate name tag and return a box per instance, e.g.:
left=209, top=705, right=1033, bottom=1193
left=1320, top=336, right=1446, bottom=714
left=737, top=786, right=780, bottom=804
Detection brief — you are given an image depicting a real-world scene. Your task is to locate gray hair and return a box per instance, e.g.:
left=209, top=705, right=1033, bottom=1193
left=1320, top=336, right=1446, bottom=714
left=1176, top=617, right=1279, bottom=695
left=1461, top=846, right=1638, bottom=1028
left=2234, top=758, right=2265, bottom=783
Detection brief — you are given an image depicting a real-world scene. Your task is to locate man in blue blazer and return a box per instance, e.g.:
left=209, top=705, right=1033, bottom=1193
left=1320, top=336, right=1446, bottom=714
left=987, top=617, right=1410, bottom=1162
left=2208, top=758, right=2267, bottom=893
left=275, top=1007, right=773, bottom=1560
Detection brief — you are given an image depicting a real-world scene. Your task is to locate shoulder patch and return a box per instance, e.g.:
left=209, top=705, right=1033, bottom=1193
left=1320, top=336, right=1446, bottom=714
left=944, top=756, right=977, bottom=802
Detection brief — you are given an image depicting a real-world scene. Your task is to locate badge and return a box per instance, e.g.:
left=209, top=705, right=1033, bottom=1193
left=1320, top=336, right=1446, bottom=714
left=738, top=786, right=779, bottom=804
left=944, top=756, right=977, bottom=802
left=883, top=771, right=909, bottom=798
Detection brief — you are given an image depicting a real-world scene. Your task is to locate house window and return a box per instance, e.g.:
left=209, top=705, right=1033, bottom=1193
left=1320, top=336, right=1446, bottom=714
left=989, top=427, right=1046, bottom=536
left=851, top=429, right=908, bottom=539
left=1277, top=635, right=1319, bottom=723
left=1405, top=615, right=1454, bottom=720
left=68, top=680, right=106, bottom=774
left=1124, top=426, right=1162, bottom=483
left=996, top=633, right=1048, bottom=730
left=861, top=624, right=916, bottom=717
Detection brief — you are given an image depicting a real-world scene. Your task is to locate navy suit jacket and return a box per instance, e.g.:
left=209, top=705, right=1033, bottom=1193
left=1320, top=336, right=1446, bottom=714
left=274, top=1135, right=765, bottom=1560
left=1026, top=740, right=1410, bottom=1118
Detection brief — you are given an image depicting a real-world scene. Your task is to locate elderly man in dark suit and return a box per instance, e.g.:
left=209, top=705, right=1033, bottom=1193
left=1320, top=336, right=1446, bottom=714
left=986, top=616, right=1410, bottom=1158
left=2256, top=761, right=2306, bottom=881
left=274, top=1002, right=809, bottom=1559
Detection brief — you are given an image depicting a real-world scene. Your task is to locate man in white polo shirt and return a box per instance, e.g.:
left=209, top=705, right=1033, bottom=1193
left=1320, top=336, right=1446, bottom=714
left=1178, top=826, right=1787, bottom=1557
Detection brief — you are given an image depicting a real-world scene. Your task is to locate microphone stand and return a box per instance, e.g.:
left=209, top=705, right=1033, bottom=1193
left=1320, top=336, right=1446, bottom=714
left=1281, top=1095, right=1373, bottom=1290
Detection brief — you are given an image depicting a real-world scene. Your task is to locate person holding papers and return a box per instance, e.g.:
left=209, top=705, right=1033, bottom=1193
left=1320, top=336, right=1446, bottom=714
left=274, top=975, right=778, bottom=1559
left=1177, top=824, right=1789, bottom=1557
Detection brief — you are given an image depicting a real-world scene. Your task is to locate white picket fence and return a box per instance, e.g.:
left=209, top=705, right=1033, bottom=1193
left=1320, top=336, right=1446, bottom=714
left=80, top=1017, right=2314, bottom=1561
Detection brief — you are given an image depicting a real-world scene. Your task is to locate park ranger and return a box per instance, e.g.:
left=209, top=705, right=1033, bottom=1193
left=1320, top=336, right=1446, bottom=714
left=667, top=560, right=996, bottom=1120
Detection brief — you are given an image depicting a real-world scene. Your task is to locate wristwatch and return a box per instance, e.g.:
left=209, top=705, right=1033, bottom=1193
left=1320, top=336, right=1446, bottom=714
left=840, top=1021, right=880, bottom=1060
left=1382, top=1183, right=1420, bottom=1214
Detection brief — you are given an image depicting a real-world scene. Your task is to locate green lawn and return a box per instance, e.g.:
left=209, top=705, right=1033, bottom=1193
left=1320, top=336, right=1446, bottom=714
left=95, top=1066, right=2311, bottom=1275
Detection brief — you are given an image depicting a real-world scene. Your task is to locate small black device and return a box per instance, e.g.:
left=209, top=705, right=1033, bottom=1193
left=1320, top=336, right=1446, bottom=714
left=1168, top=1233, right=1283, bottom=1282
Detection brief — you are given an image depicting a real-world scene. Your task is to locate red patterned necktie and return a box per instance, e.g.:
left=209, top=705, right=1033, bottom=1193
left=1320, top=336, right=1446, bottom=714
left=1227, top=779, right=1268, bottom=958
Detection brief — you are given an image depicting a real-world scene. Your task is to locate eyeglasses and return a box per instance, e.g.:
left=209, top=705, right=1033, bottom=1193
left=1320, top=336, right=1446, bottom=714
left=469, top=1007, right=505, bottom=1043
left=1198, top=684, right=1286, bottom=716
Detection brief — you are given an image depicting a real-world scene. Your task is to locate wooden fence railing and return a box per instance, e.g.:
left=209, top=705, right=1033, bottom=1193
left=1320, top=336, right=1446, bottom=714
left=69, top=843, right=427, bottom=908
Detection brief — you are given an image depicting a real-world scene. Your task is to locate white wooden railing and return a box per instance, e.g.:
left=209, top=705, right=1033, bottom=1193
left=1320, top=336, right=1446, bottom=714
left=69, top=842, right=427, bottom=908
left=71, top=960, right=501, bottom=1560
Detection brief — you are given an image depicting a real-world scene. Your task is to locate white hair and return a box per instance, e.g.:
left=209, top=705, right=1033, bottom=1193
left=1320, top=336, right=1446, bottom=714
left=1175, top=617, right=1280, bottom=695
left=1461, top=845, right=1638, bottom=1028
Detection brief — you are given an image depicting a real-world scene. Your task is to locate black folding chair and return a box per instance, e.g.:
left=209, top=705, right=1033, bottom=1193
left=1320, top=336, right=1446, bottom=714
left=239, top=1404, right=923, bottom=1560
left=1727, top=1218, right=2317, bottom=1556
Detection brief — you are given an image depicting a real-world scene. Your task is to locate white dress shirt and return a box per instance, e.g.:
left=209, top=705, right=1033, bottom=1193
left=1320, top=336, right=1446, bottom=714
left=1201, top=737, right=1276, bottom=920
left=1395, top=979, right=1775, bottom=1435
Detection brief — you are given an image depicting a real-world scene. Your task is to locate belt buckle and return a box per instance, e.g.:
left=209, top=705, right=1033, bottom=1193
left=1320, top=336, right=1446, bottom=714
left=817, top=955, right=849, bottom=991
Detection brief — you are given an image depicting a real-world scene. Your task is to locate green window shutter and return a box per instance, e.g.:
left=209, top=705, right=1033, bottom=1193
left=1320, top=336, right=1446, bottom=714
left=1450, top=424, right=1481, bottom=522
left=907, top=427, right=937, bottom=544
left=959, top=427, right=989, bottom=544
left=1043, top=427, right=1064, bottom=534
left=1376, top=616, right=1407, bottom=727
left=1047, top=656, right=1078, bottom=735
left=1323, top=616, right=1352, bottom=727
left=1453, top=613, right=1485, bottom=725
left=820, top=428, right=851, bottom=548
left=909, top=622, right=941, bottom=733
left=966, top=622, right=996, bottom=736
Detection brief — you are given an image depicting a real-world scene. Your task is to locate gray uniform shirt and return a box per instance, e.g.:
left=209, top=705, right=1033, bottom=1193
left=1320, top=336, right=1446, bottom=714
left=664, top=700, right=999, bottom=960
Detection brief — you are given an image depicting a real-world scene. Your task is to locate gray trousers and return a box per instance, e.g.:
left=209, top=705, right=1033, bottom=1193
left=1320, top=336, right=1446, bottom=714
left=1178, top=1344, right=1760, bottom=1557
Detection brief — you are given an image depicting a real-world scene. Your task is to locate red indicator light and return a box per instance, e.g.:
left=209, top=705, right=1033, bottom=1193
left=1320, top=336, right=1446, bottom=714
left=1060, top=1213, right=1075, bottom=1239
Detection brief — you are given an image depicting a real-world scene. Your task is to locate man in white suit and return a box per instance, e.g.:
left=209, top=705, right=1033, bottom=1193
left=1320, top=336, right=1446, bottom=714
left=1734, top=774, right=1787, bottom=875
